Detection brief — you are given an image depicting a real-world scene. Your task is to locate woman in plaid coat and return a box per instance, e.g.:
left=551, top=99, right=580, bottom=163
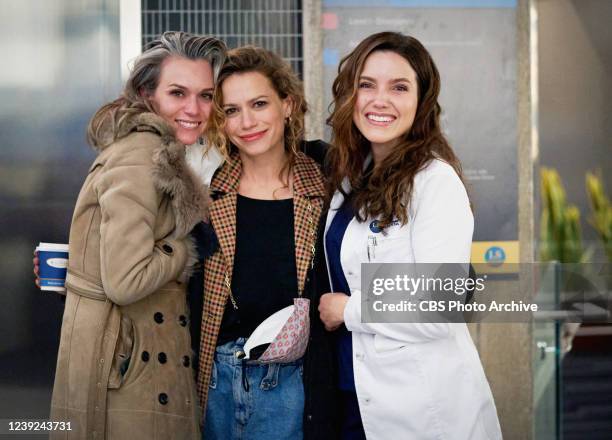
left=193, top=46, right=337, bottom=440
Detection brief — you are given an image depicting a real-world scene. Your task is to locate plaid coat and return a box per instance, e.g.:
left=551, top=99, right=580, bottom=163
left=196, top=149, right=327, bottom=414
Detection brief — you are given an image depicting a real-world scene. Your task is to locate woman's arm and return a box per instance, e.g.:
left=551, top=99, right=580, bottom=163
left=96, top=142, right=194, bottom=306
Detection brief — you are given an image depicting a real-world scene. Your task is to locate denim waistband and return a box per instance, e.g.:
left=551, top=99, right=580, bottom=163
left=215, top=338, right=303, bottom=367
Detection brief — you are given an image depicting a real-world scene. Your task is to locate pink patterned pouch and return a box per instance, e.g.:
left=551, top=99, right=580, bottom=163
left=240, top=298, right=310, bottom=364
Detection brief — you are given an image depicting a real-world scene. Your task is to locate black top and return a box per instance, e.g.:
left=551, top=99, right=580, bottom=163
left=216, top=194, right=298, bottom=346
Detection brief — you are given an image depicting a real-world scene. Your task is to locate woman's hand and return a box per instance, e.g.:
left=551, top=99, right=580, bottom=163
left=33, top=250, right=40, bottom=288
left=318, top=293, right=349, bottom=331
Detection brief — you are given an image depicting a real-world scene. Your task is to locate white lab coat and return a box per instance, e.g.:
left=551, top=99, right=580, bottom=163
left=324, top=158, right=502, bottom=440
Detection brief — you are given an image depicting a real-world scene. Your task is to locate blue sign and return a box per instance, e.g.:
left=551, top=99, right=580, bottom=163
left=485, top=246, right=506, bottom=266
left=323, top=48, right=340, bottom=66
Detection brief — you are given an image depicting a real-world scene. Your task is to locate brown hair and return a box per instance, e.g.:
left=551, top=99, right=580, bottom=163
left=87, top=31, right=227, bottom=148
left=327, top=31, right=466, bottom=227
left=206, top=45, right=307, bottom=183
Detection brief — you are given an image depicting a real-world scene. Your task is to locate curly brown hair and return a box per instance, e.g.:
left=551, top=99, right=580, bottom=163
left=327, top=32, right=467, bottom=228
left=206, top=45, right=307, bottom=182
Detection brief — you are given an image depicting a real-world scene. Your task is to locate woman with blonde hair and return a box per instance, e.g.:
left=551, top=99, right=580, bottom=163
left=48, top=31, right=226, bottom=440
left=197, top=45, right=336, bottom=440
left=318, top=32, right=502, bottom=439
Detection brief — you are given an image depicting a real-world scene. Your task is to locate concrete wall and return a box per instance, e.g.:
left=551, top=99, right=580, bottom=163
left=303, top=0, right=324, bottom=140
left=538, top=0, right=612, bottom=247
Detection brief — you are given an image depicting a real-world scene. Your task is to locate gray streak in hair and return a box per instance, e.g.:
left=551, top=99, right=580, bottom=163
left=88, top=31, right=227, bottom=148
left=126, top=31, right=227, bottom=101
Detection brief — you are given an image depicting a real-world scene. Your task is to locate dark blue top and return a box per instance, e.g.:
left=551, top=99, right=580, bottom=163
left=325, top=194, right=356, bottom=391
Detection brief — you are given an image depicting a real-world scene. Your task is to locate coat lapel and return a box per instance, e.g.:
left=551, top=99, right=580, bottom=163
left=293, top=154, right=326, bottom=294
left=151, top=135, right=211, bottom=238
left=209, top=194, right=237, bottom=279
left=207, top=152, right=326, bottom=295
left=208, top=151, right=242, bottom=278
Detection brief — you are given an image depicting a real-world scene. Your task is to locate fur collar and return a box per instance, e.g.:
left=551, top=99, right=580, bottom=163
left=151, top=134, right=211, bottom=237
left=93, top=112, right=176, bottom=152
left=112, top=112, right=211, bottom=236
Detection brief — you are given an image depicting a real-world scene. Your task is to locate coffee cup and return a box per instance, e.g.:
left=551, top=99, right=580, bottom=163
left=36, top=242, right=69, bottom=292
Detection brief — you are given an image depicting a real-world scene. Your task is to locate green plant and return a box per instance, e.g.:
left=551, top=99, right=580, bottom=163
left=540, top=168, right=585, bottom=263
left=586, top=171, right=612, bottom=262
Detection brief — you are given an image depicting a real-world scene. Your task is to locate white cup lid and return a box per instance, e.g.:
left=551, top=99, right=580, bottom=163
left=37, top=242, right=69, bottom=252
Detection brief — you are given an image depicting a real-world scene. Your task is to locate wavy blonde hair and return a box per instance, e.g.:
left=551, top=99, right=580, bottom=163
left=87, top=31, right=227, bottom=148
left=327, top=32, right=467, bottom=228
left=206, top=46, right=307, bottom=182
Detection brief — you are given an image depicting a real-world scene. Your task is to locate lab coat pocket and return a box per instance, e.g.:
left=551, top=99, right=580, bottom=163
left=373, top=334, right=414, bottom=357
left=369, top=235, right=412, bottom=263
left=108, top=314, right=135, bottom=389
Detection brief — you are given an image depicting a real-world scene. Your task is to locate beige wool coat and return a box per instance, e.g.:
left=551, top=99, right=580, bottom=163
left=49, top=112, right=209, bottom=440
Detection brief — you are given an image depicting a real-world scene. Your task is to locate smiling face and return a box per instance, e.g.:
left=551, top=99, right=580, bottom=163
left=149, top=56, right=214, bottom=145
left=221, top=71, right=292, bottom=160
left=353, top=50, right=419, bottom=161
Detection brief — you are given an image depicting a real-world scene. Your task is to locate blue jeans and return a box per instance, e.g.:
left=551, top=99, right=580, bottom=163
left=203, top=338, right=304, bottom=440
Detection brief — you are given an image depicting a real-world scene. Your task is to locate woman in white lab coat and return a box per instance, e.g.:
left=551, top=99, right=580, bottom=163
left=318, top=32, right=503, bottom=440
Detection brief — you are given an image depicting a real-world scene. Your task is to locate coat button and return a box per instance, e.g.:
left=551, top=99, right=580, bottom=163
left=158, top=352, right=167, bottom=364
left=141, top=351, right=150, bottom=362
left=182, top=356, right=190, bottom=367
left=154, top=312, right=164, bottom=324
left=162, top=244, right=173, bottom=254
left=158, top=393, right=168, bottom=405
left=179, top=315, right=188, bottom=327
